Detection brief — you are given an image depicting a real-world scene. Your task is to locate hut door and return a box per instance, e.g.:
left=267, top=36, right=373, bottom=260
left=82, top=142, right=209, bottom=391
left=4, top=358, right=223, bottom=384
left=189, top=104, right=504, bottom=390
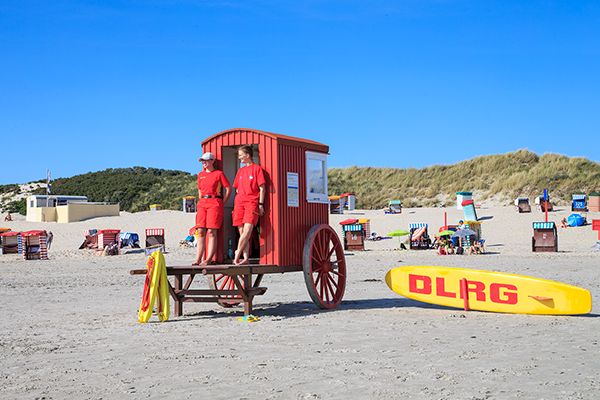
left=220, top=145, right=261, bottom=261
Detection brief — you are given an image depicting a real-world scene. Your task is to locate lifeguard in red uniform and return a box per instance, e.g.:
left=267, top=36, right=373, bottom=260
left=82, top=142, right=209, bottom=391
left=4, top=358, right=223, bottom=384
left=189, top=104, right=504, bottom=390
left=232, top=145, right=266, bottom=265
left=193, top=152, right=231, bottom=266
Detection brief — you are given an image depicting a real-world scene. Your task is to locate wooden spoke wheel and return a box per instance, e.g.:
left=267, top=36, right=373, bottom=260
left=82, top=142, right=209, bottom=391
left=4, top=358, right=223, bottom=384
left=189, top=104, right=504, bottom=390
left=209, top=274, right=244, bottom=308
left=303, top=224, right=347, bottom=309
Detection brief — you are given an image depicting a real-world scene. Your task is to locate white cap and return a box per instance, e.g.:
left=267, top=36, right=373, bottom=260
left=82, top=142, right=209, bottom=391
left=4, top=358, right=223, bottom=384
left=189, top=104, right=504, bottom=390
left=199, top=152, right=215, bottom=161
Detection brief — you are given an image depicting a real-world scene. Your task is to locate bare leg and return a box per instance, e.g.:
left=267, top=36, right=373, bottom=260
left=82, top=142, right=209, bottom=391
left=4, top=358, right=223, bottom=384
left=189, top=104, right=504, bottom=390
left=234, top=223, right=254, bottom=265
left=201, top=229, right=218, bottom=265
left=233, top=226, right=244, bottom=265
left=194, top=228, right=206, bottom=265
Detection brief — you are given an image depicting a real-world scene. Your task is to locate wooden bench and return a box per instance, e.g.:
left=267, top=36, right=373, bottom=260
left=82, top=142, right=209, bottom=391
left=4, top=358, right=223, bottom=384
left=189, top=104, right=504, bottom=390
left=130, top=263, right=302, bottom=316
left=593, top=220, right=600, bottom=240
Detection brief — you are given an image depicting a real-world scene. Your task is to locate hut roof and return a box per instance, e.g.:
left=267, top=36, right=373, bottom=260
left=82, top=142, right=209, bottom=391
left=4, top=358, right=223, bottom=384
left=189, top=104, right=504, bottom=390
left=202, top=128, right=329, bottom=153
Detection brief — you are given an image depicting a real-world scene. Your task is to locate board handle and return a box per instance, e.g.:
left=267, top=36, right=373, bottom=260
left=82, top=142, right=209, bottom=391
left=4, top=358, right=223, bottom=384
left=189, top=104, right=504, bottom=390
left=460, top=278, right=470, bottom=311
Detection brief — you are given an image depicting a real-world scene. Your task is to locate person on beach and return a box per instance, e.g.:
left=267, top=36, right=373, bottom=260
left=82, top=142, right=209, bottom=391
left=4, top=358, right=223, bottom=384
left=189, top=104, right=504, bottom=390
left=193, top=152, right=231, bottom=266
left=4, top=213, right=12, bottom=221
left=232, top=145, right=266, bottom=265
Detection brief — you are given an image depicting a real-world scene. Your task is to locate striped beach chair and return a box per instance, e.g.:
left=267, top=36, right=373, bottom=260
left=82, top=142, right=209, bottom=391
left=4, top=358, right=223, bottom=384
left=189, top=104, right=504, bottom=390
left=571, top=194, right=587, bottom=212
left=79, top=229, right=99, bottom=249
left=341, top=223, right=365, bottom=251
left=0, top=231, right=22, bottom=254
left=409, top=223, right=431, bottom=250
left=98, top=229, right=121, bottom=254
left=532, top=222, right=557, bottom=252
left=22, top=230, right=49, bottom=260
left=145, top=228, right=165, bottom=255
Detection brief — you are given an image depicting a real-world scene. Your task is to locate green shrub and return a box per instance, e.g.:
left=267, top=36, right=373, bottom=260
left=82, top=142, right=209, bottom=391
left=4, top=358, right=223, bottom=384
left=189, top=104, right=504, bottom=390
left=5, top=199, right=26, bottom=215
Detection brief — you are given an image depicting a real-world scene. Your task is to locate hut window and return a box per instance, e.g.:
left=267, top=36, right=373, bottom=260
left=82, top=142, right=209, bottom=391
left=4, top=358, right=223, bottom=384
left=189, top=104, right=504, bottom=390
left=306, top=151, right=328, bottom=203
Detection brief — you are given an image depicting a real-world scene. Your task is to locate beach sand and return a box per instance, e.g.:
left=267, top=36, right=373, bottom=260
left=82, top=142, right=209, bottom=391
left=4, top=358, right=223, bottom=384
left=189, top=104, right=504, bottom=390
left=1, top=206, right=599, bottom=399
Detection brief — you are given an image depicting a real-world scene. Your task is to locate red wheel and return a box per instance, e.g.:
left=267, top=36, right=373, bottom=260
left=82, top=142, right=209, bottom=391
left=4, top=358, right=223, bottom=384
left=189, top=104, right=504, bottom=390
left=209, top=274, right=244, bottom=308
left=303, top=224, right=347, bottom=309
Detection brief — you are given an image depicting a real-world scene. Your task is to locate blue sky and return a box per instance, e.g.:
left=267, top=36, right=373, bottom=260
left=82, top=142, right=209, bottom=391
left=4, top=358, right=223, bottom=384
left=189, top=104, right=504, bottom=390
left=1, top=0, right=599, bottom=183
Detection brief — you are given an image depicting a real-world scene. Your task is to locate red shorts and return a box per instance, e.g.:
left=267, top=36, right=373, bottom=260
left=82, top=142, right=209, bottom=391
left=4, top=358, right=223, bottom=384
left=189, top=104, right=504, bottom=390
left=195, top=199, right=224, bottom=229
left=232, top=198, right=259, bottom=226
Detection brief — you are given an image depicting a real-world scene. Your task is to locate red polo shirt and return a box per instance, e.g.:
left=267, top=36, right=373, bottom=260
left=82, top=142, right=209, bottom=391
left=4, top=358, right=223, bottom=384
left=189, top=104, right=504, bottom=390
left=233, top=164, right=266, bottom=201
left=197, top=170, right=230, bottom=196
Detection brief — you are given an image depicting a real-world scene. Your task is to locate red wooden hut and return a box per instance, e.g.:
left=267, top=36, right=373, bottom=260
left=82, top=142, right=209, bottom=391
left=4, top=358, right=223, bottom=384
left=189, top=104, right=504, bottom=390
left=201, top=127, right=331, bottom=266
left=132, top=128, right=346, bottom=317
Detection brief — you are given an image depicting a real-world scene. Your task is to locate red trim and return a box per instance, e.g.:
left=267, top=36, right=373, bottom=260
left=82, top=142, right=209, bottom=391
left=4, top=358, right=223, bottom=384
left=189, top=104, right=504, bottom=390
left=22, top=230, right=47, bottom=237
left=98, top=229, right=120, bottom=235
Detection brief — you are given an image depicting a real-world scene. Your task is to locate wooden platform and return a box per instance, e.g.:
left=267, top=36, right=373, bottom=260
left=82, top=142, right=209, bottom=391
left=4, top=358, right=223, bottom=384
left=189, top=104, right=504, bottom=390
left=130, top=263, right=303, bottom=316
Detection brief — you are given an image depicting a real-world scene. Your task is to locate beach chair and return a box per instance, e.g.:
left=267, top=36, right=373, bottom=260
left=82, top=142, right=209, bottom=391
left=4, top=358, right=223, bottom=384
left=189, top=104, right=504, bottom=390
left=359, top=218, right=371, bottom=238
left=541, top=200, right=553, bottom=212
left=515, top=197, right=531, bottom=213
left=182, top=196, right=196, bottom=213
left=22, top=230, right=49, bottom=260
left=0, top=231, right=22, bottom=254
left=571, top=194, right=587, bottom=212
left=589, top=192, right=600, bottom=212
left=341, top=223, right=365, bottom=251
left=97, top=229, right=121, bottom=254
left=385, top=200, right=402, bottom=214
left=145, top=228, right=165, bottom=255
left=328, top=196, right=344, bottom=214
left=119, top=232, right=140, bottom=248
left=535, top=196, right=553, bottom=212
left=409, top=223, right=431, bottom=250
left=461, top=221, right=482, bottom=251
left=532, top=222, right=558, bottom=252
left=79, top=229, right=99, bottom=249
left=341, top=193, right=356, bottom=211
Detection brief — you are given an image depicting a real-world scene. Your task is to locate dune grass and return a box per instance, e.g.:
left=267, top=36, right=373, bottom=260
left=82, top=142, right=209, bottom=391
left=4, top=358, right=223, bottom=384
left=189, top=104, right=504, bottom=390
left=328, top=150, right=600, bottom=208
left=2, top=150, right=597, bottom=213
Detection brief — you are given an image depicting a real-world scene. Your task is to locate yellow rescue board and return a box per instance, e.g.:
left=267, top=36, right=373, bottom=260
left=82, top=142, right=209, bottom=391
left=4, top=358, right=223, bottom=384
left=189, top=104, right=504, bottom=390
left=385, top=266, right=592, bottom=315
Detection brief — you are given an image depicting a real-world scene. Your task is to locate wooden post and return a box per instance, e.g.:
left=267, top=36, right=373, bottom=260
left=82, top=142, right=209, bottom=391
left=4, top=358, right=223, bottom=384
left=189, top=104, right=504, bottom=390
left=174, top=274, right=183, bottom=317
left=244, top=273, right=252, bottom=316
